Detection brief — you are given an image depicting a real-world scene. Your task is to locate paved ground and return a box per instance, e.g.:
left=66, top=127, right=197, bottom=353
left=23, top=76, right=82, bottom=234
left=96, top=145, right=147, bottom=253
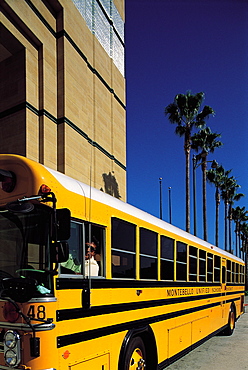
left=164, top=297, right=248, bottom=370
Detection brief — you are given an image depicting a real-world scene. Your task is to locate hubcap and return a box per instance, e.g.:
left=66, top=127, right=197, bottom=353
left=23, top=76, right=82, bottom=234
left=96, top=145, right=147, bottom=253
left=230, top=311, right=235, bottom=330
left=129, top=348, right=146, bottom=370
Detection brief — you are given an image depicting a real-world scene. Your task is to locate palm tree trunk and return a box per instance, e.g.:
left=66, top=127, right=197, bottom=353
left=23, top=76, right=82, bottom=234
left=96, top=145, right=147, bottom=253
left=235, top=222, right=238, bottom=256
left=228, top=204, right=232, bottom=253
left=215, top=188, right=220, bottom=247
left=224, top=199, right=229, bottom=251
left=202, top=160, right=207, bottom=241
left=239, top=225, right=242, bottom=258
left=184, top=135, right=191, bottom=233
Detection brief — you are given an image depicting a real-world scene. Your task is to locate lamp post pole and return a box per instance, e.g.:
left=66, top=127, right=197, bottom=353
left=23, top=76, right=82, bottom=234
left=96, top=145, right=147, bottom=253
left=168, top=187, right=172, bottom=224
left=159, top=178, right=163, bottom=220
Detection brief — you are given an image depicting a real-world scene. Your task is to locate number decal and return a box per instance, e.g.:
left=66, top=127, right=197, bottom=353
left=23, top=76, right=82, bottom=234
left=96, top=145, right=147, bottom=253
left=37, top=305, right=46, bottom=320
left=27, top=305, right=46, bottom=320
left=27, top=305, right=35, bottom=319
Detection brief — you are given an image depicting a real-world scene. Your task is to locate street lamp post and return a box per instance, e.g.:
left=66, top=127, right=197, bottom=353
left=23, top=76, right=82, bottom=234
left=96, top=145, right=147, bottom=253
left=159, top=178, right=163, bottom=220
left=168, top=187, right=172, bottom=224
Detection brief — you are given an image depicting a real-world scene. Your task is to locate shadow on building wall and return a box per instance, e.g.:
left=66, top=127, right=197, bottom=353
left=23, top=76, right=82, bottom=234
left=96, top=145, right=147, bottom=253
left=101, top=172, right=121, bottom=199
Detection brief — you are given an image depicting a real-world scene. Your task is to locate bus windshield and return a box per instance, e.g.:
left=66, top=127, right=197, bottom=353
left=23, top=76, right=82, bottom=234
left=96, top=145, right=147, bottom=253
left=0, top=206, right=52, bottom=297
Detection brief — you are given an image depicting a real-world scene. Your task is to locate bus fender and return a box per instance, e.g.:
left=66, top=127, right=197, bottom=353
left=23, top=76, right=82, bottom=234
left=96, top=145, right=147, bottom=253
left=222, top=302, right=236, bottom=336
left=118, top=325, right=158, bottom=370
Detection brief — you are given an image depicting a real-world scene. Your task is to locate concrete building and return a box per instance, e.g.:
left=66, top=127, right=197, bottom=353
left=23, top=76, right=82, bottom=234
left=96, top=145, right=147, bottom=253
left=0, top=0, right=126, bottom=200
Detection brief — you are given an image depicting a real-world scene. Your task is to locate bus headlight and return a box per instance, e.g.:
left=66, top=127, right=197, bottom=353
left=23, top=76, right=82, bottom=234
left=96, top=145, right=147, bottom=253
left=4, top=350, right=18, bottom=366
left=4, top=331, right=21, bottom=367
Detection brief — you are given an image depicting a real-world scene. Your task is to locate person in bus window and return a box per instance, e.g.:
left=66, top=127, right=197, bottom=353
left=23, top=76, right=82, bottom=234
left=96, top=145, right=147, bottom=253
left=60, top=253, right=81, bottom=274
left=85, top=242, right=99, bottom=276
left=61, top=242, right=100, bottom=276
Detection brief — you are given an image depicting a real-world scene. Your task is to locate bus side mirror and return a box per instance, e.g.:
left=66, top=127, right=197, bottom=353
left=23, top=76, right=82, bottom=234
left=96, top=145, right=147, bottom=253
left=53, top=208, right=71, bottom=241
left=52, top=241, right=69, bottom=263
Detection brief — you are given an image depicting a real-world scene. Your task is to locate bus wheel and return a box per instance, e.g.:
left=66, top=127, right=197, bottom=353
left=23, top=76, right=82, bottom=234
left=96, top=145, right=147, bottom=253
left=124, top=337, right=146, bottom=370
left=223, top=304, right=236, bottom=336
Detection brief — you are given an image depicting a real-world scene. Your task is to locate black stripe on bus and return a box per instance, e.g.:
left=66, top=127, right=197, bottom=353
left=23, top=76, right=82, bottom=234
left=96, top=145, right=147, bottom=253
left=56, top=291, right=244, bottom=321
left=56, top=278, right=222, bottom=290
left=57, top=301, right=221, bottom=348
left=56, top=278, right=245, bottom=290
left=56, top=292, right=224, bottom=321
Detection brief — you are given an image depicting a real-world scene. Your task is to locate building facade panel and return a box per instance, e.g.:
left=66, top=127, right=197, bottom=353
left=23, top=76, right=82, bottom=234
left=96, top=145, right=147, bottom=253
left=64, top=39, right=90, bottom=128
left=42, top=115, right=58, bottom=169
left=112, top=55, right=126, bottom=104
left=61, top=0, right=94, bottom=66
left=112, top=98, right=126, bottom=163
left=63, top=124, right=92, bottom=184
left=94, top=78, right=113, bottom=154
left=0, top=0, right=126, bottom=200
left=93, top=36, right=112, bottom=89
left=25, top=48, right=39, bottom=109
left=0, top=112, right=26, bottom=156
left=26, top=109, right=39, bottom=162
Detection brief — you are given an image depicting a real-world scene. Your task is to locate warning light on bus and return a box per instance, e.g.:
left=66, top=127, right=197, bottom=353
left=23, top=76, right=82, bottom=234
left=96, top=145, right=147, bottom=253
left=39, top=184, right=52, bottom=194
left=3, top=302, right=20, bottom=323
left=0, top=170, right=16, bottom=193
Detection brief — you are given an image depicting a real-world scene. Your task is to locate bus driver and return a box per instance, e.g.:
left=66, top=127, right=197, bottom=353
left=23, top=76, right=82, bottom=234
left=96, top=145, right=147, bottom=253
left=85, top=242, right=99, bottom=276
left=61, top=242, right=99, bottom=276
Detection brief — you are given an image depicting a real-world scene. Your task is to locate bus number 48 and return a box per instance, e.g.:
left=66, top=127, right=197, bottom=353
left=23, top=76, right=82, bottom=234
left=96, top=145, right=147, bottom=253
left=27, top=305, right=46, bottom=320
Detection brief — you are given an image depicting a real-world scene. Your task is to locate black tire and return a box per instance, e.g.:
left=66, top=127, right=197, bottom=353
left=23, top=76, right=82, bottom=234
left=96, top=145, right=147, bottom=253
left=123, top=336, right=146, bottom=370
left=222, top=304, right=236, bottom=336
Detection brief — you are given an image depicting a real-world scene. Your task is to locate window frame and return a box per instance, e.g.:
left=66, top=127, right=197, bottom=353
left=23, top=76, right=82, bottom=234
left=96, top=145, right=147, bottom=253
left=60, top=219, right=105, bottom=278
left=160, top=235, right=174, bottom=281
left=176, top=241, right=187, bottom=281
left=111, top=217, right=136, bottom=279
left=139, top=227, right=158, bottom=280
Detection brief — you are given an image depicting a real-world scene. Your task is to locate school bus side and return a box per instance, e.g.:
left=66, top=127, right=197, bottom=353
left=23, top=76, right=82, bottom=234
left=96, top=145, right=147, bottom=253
left=0, top=155, right=245, bottom=370
left=46, top=165, right=245, bottom=369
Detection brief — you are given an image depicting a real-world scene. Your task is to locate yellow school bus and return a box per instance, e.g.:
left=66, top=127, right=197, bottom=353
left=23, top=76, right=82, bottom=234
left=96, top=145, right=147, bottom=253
left=0, top=154, right=245, bottom=370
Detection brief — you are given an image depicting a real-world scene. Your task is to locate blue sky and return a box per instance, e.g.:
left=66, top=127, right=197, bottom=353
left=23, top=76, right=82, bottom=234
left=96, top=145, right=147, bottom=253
left=125, top=0, right=248, bottom=250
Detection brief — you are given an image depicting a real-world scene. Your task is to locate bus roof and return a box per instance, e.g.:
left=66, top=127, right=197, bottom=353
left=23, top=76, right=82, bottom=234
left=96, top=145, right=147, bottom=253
left=45, top=166, right=244, bottom=264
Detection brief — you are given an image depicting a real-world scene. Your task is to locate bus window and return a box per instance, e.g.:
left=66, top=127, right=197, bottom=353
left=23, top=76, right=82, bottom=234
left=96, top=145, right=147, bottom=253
left=61, top=221, right=82, bottom=274
left=235, top=263, right=239, bottom=283
left=232, top=262, right=235, bottom=282
left=176, top=241, right=187, bottom=281
left=111, top=218, right=136, bottom=278
left=199, top=250, right=206, bottom=282
left=189, top=246, right=197, bottom=281
left=214, top=255, right=220, bottom=282
left=227, top=260, right=231, bottom=282
left=207, top=253, right=213, bottom=282
left=140, top=228, right=158, bottom=279
left=61, top=221, right=105, bottom=277
left=84, top=223, right=105, bottom=277
left=222, top=266, right=226, bottom=284
left=161, top=236, right=174, bottom=280
left=241, top=265, right=245, bottom=283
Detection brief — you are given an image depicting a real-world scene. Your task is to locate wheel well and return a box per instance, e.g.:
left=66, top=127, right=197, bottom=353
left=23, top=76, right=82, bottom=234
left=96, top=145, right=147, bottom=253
left=118, top=325, right=158, bottom=370
left=140, top=326, right=157, bottom=368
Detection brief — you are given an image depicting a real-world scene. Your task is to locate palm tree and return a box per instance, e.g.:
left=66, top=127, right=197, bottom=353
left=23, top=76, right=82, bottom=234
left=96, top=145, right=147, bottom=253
left=220, top=175, right=240, bottom=252
left=207, top=165, right=229, bottom=247
left=240, top=222, right=248, bottom=260
left=165, top=92, right=214, bottom=232
left=240, top=222, right=248, bottom=289
left=232, top=206, right=248, bottom=257
left=191, top=127, right=222, bottom=241
left=228, top=190, right=244, bottom=254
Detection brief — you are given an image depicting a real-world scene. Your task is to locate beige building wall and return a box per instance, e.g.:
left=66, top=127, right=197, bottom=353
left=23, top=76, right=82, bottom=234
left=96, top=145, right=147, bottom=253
left=0, top=0, right=126, bottom=200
